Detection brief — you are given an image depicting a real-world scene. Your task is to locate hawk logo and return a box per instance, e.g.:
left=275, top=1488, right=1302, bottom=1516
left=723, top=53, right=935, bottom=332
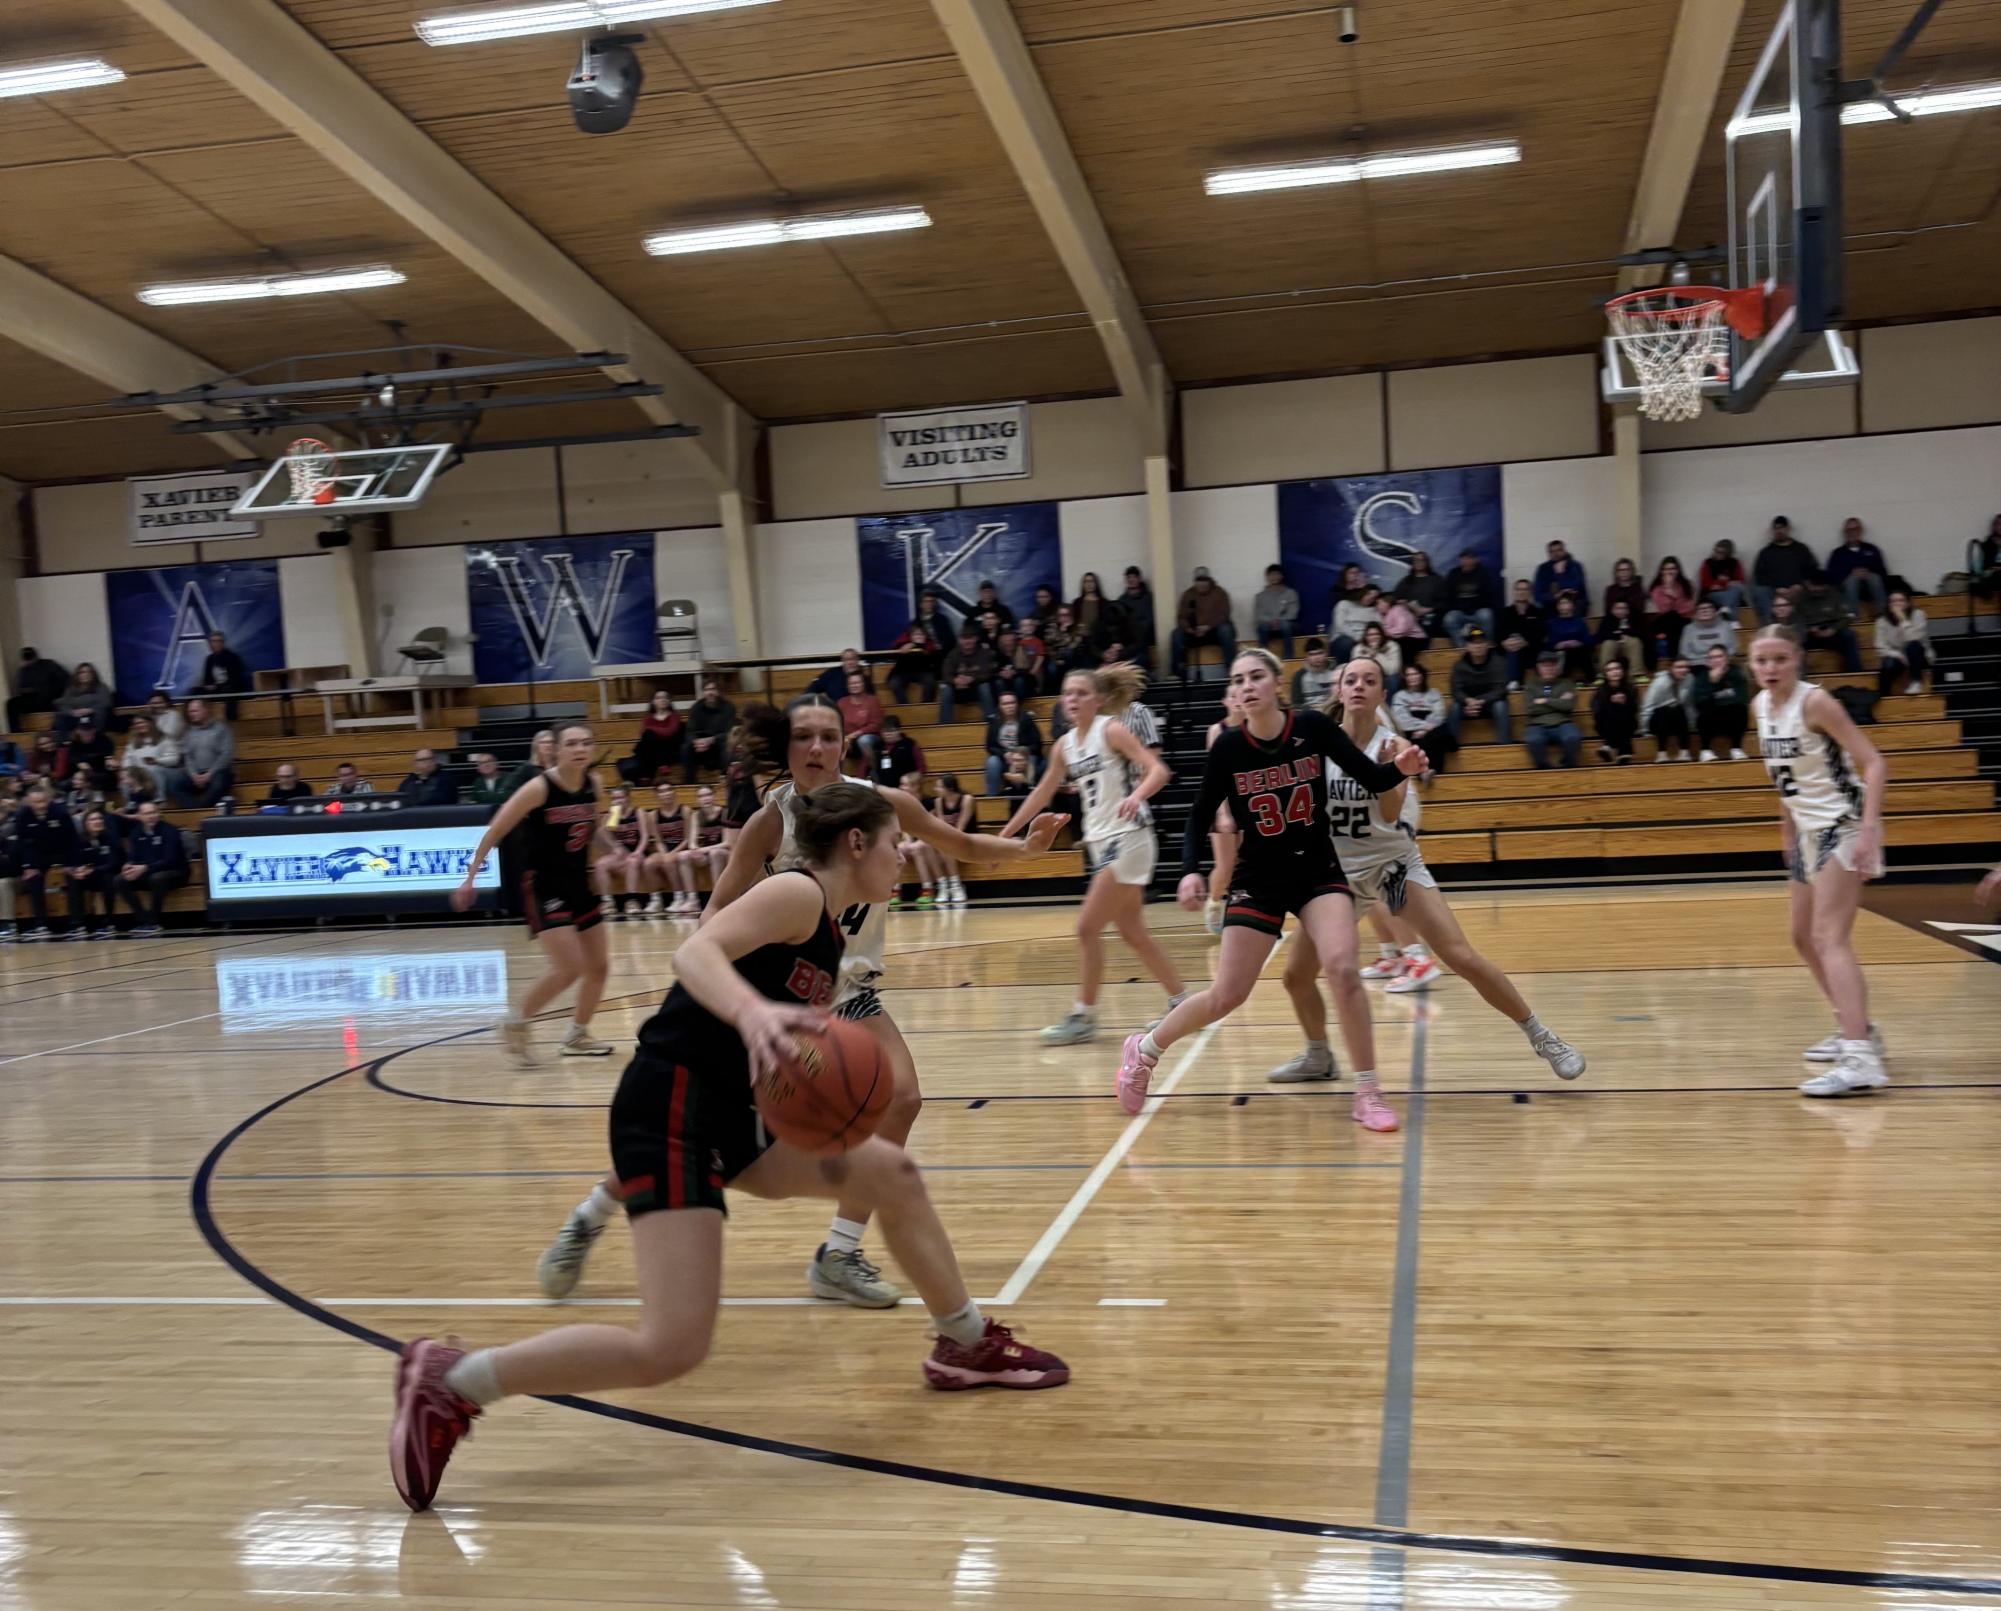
left=488, top=547, right=635, bottom=667
left=322, top=847, right=393, bottom=882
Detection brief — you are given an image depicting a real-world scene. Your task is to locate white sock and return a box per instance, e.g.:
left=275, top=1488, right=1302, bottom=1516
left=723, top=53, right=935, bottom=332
left=1138, top=1031, right=1163, bottom=1061
left=1401, top=943, right=1429, bottom=961
left=503, top=1011, right=525, bottom=1028
left=1305, top=1038, right=1330, bottom=1056
left=935, top=1298, right=986, bottom=1347
left=1839, top=1038, right=1879, bottom=1061
left=826, top=1216, right=867, bottom=1257
left=1519, top=1013, right=1545, bottom=1040
left=444, top=1348, right=504, bottom=1407
left=1354, top=1069, right=1379, bottom=1091
left=1376, top=942, right=1399, bottom=960
left=568, top=1019, right=590, bottom=1040
left=578, top=1183, right=619, bottom=1228
left=1073, top=1001, right=1095, bottom=1019
left=1165, top=990, right=1189, bottom=1008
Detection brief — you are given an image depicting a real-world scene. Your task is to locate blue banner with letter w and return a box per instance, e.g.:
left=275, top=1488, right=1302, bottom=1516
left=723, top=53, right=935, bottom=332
left=466, top=533, right=657, bottom=683
left=104, top=559, right=286, bottom=705
left=855, top=502, right=1061, bottom=649
left=1278, top=467, right=1503, bottom=626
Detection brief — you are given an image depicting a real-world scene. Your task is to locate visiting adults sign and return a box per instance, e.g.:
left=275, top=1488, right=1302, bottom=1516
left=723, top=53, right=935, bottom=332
left=878, top=402, right=1030, bottom=487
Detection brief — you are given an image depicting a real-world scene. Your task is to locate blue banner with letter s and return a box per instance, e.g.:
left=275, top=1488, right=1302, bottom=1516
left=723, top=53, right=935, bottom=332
left=855, top=502, right=1061, bottom=649
left=1278, top=466, right=1503, bottom=625
left=104, top=558, right=286, bottom=705
left=466, top=533, right=657, bottom=683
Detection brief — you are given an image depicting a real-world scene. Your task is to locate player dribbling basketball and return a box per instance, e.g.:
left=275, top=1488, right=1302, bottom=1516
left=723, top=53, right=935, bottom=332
left=391, top=783, right=1069, bottom=1513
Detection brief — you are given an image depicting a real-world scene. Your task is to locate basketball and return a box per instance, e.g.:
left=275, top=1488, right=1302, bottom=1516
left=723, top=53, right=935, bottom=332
left=754, top=1017, right=892, bottom=1154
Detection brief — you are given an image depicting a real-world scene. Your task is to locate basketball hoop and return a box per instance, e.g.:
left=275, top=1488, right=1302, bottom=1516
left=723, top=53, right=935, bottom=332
left=285, top=438, right=339, bottom=506
left=1605, top=286, right=1765, bottom=423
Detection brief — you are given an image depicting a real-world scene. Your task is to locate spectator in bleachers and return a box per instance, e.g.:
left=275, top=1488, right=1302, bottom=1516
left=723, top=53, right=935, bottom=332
left=160, top=699, right=234, bottom=809
left=1522, top=648, right=1582, bottom=770
left=1544, top=594, right=1594, bottom=682
left=1825, top=517, right=1890, bottom=615
left=52, top=663, right=115, bottom=739
left=145, top=691, right=188, bottom=747
left=1972, top=515, right=2001, bottom=611
left=467, top=753, right=507, bottom=807
left=62, top=761, right=110, bottom=823
left=1118, top=567, right=1157, bottom=665
left=808, top=648, right=870, bottom=703
left=839, top=671, right=886, bottom=771
left=939, top=626, right=999, bottom=721
left=1594, top=598, right=1644, bottom=682
left=60, top=715, right=114, bottom=780
left=992, top=629, right=1042, bottom=702
left=12, top=784, right=78, bottom=939
left=1017, top=615, right=1057, bottom=686
left=1355, top=622, right=1402, bottom=684
left=1591, top=658, right=1639, bottom=765
left=119, top=714, right=178, bottom=793
left=398, top=747, right=459, bottom=806
left=1072, top=571, right=1117, bottom=640
left=1874, top=589, right=1930, bottom=698
left=1392, top=551, right=1446, bottom=641
left=263, top=763, right=312, bottom=804
left=1532, top=539, right=1587, bottom=609
left=0, top=795, right=17, bottom=942
left=503, top=730, right=554, bottom=797
left=1497, top=578, right=1545, bottom=688
left=683, top=679, right=736, bottom=782
left=116, top=767, right=157, bottom=816
left=1601, top=557, right=1646, bottom=621
left=116, top=799, right=187, bottom=936
left=1642, top=656, right=1698, bottom=762
left=888, top=615, right=947, bottom=706
left=1291, top=638, right=1337, bottom=708
left=618, top=689, right=683, bottom=784
left=1700, top=539, right=1748, bottom=615
left=1679, top=597, right=1737, bottom=664
left=27, top=732, right=60, bottom=784
left=1445, top=627, right=1512, bottom=744
left=1390, top=664, right=1456, bottom=776
left=1322, top=562, right=1369, bottom=630
left=913, top=589, right=956, bottom=647
left=972, top=579, right=1015, bottom=632
left=984, top=690, right=1042, bottom=795
left=1775, top=584, right=1862, bottom=671
left=1380, top=592, right=1427, bottom=664
left=326, top=761, right=376, bottom=797
left=868, top=715, right=923, bottom=790
left=1330, top=583, right=1382, bottom=663
left=1031, top=583, right=1060, bottom=625
left=1646, top=557, right=1696, bottom=664
left=1039, top=605, right=1084, bottom=683
left=999, top=748, right=1035, bottom=799
left=191, top=630, right=253, bottom=718
left=66, top=807, right=122, bottom=939
left=1693, top=643, right=1751, bottom=761
left=0, top=735, right=21, bottom=777
left=1171, top=567, right=1236, bottom=680
left=973, top=607, right=1006, bottom=647
left=1751, top=516, right=1819, bottom=621
left=1255, top=564, right=1301, bottom=656
left=1442, top=551, right=1499, bottom=646
left=8, top=647, right=68, bottom=735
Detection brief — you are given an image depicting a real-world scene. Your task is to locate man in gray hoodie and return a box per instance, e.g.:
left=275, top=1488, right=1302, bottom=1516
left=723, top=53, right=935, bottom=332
left=1254, top=564, right=1301, bottom=657
left=1677, top=598, right=1737, bottom=663
left=162, top=697, right=236, bottom=808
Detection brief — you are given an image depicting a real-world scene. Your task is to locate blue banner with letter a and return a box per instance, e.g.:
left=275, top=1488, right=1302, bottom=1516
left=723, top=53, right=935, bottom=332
left=466, top=533, right=657, bottom=683
left=104, top=558, right=285, bottom=705
left=855, top=502, right=1061, bottom=649
left=1278, top=467, right=1503, bottom=627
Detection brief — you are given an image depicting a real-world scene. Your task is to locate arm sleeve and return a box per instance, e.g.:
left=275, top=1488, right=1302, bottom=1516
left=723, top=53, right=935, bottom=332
left=1179, top=743, right=1232, bottom=876
left=1304, top=710, right=1406, bottom=794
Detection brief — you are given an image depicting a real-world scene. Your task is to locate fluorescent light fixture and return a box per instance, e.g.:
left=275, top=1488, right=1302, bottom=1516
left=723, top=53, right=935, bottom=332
left=1728, top=81, right=2001, bottom=138
left=0, top=58, right=126, bottom=100
left=416, top=0, right=776, bottom=46
left=643, top=206, right=932, bottom=256
left=137, top=265, right=406, bottom=307
left=1204, top=141, right=1521, bottom=196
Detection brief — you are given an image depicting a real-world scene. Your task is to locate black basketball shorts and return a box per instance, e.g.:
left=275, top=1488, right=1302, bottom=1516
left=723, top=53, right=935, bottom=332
left=608, top=1048, right=773, bottom=1219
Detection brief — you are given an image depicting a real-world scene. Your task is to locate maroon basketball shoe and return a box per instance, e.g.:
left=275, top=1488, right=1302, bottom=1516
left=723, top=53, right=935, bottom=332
left=389, top=1337, right=481, bottom=1511
left=923, top=1320, right=1070, bottom=1390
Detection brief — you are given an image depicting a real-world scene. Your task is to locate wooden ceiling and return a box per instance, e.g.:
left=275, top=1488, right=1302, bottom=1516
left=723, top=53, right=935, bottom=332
left=0, top=0, right=1995, bottom=482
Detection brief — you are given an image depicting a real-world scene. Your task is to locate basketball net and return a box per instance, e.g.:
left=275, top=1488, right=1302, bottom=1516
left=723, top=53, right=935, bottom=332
left=1606, top=286, right=1764, bottom=424
left=285, top=438, right=339, bottom=506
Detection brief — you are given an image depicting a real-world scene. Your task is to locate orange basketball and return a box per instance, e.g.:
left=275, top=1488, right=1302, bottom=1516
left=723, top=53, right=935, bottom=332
left=754, top=1016, right=892, bottom=1155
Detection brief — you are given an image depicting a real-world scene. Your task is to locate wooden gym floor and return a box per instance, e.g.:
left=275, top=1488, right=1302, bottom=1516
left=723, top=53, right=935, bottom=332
left=5, top=884, right=1999, bottom=1610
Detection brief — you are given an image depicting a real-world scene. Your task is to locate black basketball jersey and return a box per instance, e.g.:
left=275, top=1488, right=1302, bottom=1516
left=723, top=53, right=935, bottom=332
left=523, top=770, right=598, bottom=883
left=655, top=806, right=687, bottom=850
left=606, top=804, right=646, bottom=853
left=1180, top=708, right=1407, bottom=875
left=637, top=870, right=845, bottom=1056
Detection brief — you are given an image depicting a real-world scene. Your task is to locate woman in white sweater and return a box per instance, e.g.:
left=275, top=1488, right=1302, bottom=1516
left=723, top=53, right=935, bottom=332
left=1389, top=663, right=1455, bottom=775
left=1330, top=585, right=1384, bottom=663
left=1355, top=622, right=1403, bottom=684
left=1874, top=590, right=1929, bottom=697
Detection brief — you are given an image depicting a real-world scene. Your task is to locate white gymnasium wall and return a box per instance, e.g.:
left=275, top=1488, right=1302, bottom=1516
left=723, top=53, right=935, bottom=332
left=1502, top=456, right=1625, bottom=595
left=276, top=556, right=352, bottom=672
left=1860, top=318, right=2001, bottom=434
left=369, top=546, right=474, bottom=676
left=654, top=525, right=734, bottom=658
left=1172, top=484, right=1280, bottom=637
left=753, top=518, right=863, bottom=658
left=18, top=573, right=112, bottom=684
left=1388, top=356, right=1601, bottom=470
left=392, top=449, right=563, bottom=546
left=1057, top=494, right=1150, bottom=596
left=1640, top=425, right=2001, bottom=588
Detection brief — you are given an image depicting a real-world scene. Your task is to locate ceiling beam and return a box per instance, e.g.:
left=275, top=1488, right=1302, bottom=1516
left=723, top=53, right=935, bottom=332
left=120, top=0, right=756, bottom=491
left=1617, top=0, right=1748, bottom=291
left=0, top=255, right=261, bottom=461
left=929, top=0, right=1170, bottom=454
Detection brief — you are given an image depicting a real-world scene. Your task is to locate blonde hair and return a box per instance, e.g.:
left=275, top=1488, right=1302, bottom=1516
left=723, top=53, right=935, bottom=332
left=1066, top=661, right=1147, bottom=717
left=1232, top=646, right=1285, bottom=683
left=1752, top=624, right=1802, bottom=653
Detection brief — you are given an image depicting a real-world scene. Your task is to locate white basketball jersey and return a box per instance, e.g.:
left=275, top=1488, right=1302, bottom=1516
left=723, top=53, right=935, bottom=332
left=766, top=778, right=884, bottom=1001
left=1061, top=714, right=1147, bottom=844
left=1754, top=683, right=1862, bottom=832
left=1323, top=722, right=1419, bottom=875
